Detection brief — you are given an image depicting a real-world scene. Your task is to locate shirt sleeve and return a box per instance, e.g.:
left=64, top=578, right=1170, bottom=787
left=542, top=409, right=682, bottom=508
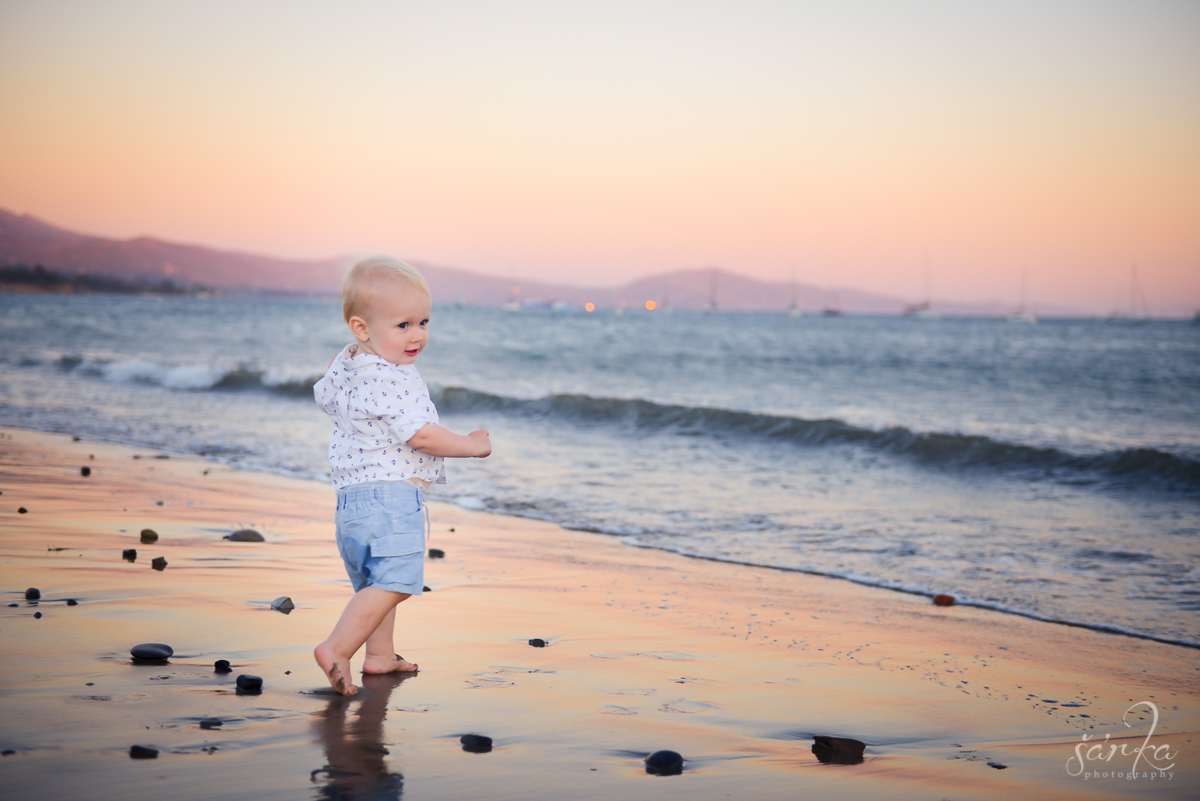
left=361, top=371, right=435, bottom=444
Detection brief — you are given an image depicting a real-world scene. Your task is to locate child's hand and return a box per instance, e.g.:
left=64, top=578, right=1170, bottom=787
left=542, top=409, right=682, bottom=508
left=468, top=429, right=491, bottom=458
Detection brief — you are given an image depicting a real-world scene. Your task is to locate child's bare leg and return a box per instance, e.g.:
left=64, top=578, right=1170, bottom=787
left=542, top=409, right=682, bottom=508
left=362, top=605, right=419, bottom=674
left=314, top=587, right=408, bottom=695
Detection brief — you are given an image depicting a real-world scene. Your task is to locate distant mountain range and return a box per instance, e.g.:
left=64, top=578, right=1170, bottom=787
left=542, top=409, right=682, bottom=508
left=0, top=207, right=1054, bottom=315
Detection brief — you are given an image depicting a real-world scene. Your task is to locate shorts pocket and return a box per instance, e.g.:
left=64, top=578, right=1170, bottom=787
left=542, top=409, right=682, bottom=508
left=369, top=532, right=424, bottom=558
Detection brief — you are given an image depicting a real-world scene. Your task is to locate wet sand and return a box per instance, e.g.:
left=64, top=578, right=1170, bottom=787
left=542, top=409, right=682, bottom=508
left=1, top=426, right=1196, bottom=800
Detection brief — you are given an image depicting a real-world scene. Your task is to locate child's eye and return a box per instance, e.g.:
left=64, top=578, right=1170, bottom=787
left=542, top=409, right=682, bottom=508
left=421, top=319, right=429, bottom=327
left=397, top=322, right=408, bottom=329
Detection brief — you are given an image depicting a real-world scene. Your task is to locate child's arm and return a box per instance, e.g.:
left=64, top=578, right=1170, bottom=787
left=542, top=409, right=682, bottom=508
left=407, top=424, right=491, bottom=458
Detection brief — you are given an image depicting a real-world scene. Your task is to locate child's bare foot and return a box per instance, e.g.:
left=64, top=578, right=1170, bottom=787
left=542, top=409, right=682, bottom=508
left=314, top=643, right=358, bottom=695
left=362, top=653, right=419, bottom=674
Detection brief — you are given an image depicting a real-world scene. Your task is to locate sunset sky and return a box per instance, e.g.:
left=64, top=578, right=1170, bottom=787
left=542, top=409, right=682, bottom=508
left=1, top=1, right=1197, bottom=314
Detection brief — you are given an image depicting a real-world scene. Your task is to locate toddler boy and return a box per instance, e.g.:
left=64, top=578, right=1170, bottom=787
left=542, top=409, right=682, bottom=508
left=313, top=255, right=490, bottom=695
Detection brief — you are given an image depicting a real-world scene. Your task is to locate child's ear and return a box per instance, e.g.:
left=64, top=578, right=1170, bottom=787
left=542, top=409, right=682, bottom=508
left=348, top=315, right=370, bottom=343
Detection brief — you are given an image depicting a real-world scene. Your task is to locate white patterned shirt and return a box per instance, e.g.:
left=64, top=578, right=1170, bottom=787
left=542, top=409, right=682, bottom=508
left=314, top=345, right=446, bottom=489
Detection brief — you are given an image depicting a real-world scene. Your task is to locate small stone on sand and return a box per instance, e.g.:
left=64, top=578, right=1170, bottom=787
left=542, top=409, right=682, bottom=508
left=933, top=593, right=956, bottom=606
left=428, top=548, right=445, bottom=558
left=271, top=596, right=295, bottom=613
left=528, top=638, right=547, bottom=648
left=131, top=643, right=173, bottom=661
left=129, top=745, right=158, bottom=759
left=7, top=604, right=16, bottom=608
left=80, top=466, right=91, bottom=476
left=155, top=501, right=164, bottom=506
left=235, top=674, right=263, bottom=692
left=460, top=734, right=492, bottom=753
left=225, top=529, right=265, bottom=542
left=140, top=529, right=158, bottom=543
left=199, top=718, right=223, bottom=730
left=214, top=659, right=231, bottom=672
left=422, top=586, right=431, bottom=592
left=18, top=507, right=28, bottom=514
left=66, top=599, right=78, bottom=606
left=448, top=527, right=455, bottom=532
left=2, top=749, right=16, bottom=756
left=123, top=549, right=137, bottom=562
left=151, top=556, right=167, bottom=571
left=73, top=435, right=81, bottom=441
left=645, top=750, right=684, bottom=775
left=34, top=611, right=42, bottom=619
left=987, top=762, right=1007, bottom=769
left=812, top=735, right=866, bottom=765
left=25, top=588, right=40, bottom=600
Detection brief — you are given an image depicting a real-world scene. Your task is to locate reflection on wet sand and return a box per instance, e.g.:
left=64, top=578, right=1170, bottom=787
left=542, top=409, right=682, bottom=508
left=311, top=673, right=415, bottom=800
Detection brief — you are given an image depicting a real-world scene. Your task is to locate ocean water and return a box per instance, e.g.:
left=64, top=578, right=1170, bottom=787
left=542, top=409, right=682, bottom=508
left=2, top=292, right=1198, bottom=646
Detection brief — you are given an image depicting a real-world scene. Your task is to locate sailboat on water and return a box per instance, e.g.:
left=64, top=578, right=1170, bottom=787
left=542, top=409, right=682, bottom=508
left=1007, top=268, right=1036, bottom=324
left=786, top=269, right=801, bottom=317
left=903, top=256, right=940, bottom=319
left=1106, top=264, right=1150, bottom=323
left=700, top=268, right=718, bottom=313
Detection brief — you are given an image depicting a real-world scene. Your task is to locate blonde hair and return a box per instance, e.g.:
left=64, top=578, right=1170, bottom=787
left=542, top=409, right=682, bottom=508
left=342, top=255, right=431, bottom=322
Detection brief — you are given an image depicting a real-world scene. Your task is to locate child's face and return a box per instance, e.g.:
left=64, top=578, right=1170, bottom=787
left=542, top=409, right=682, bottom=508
left=348, top=277, right=432, bottom=365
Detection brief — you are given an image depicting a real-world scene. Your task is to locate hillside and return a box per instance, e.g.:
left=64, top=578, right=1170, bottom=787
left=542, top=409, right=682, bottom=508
left=1, top=207, right=1032, bottom=314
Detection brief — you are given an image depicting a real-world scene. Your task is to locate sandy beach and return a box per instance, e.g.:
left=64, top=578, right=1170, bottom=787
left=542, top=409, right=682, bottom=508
left=1, top=426, right=1195, bottom=800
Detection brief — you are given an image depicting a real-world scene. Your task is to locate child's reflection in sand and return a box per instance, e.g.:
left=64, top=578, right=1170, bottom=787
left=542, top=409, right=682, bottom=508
left=311, top=672, right=415, bottom=800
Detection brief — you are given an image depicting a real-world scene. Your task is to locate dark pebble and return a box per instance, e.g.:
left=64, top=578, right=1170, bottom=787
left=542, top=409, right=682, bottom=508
left=199, top=718, right=223, bottom=730
left=214, top=659, right=231, bottom=672
left=271, top=596, right=295, bottom=613
left=66, top=599, right=78, bottom=606
left=155, top=501, right=164, bottom=506
left=151, top=556, right=167, bottom=571
left=460, top=734, right=492, bottom=753
left=25, top=588, right=40, bottom=600
left=236, top=674, right=263, bottom=692
left=34, top=611, right=42, bottom=619
left=448, top=527, right=455, bottom=532
left=140, top=529, right=158, bottom=543
left=645, top=750, right=683, bottom=775
left=129, top=745, right=158, bottom=759
left=422, top=586, right=431, bottom=592
left=987, top=762, right=1008, bottom=769
left=812, top=735, right=866, bottom=765
left=131, top=643, right=173, bottom=661
left=7, top=604, right=16, bottom=608
left=428, top=548, right=445, bottom=558
left=18, top=507, right=28, bottom=514
left=80, top=466, right=91, bottom=477
left=122, top=549, right=137, bottom=562
left=2, top=749, right=15, bottom=756
left=73, top=435, right=82, bottom=441
left=933, top=593, right=956, bottom=606
left=225, top=529, right=265, bottom=542
left=528, top=638, right=547, bottom=648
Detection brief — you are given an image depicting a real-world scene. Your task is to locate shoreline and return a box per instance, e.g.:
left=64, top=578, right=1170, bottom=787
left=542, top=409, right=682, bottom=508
left=1, top=426, right=1196, bottom=799
left=11, top=421, right=1197, bottom=651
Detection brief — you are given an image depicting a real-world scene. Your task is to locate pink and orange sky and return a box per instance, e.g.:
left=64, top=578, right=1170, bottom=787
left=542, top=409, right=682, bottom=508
left=1, top=1, right=1197, bottom=314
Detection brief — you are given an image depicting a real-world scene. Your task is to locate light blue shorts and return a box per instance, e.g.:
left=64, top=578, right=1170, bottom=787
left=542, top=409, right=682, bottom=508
left=335, top=481, right=427, bottom=595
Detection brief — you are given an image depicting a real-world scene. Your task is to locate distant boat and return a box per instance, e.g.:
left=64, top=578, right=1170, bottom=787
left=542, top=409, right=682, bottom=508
left=700, top=268, right=718, bottom=313
left=1106, top=264, right=1150, bottom=323
left=786, top=269, right=801, bottom=317
left=1007, top=268, right=1036, bottom=324
left=501, top=300, right=521, bottom=312
left=821, top=290, right=842, bottom=317
left=903, top=256, right=939, bottom=319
